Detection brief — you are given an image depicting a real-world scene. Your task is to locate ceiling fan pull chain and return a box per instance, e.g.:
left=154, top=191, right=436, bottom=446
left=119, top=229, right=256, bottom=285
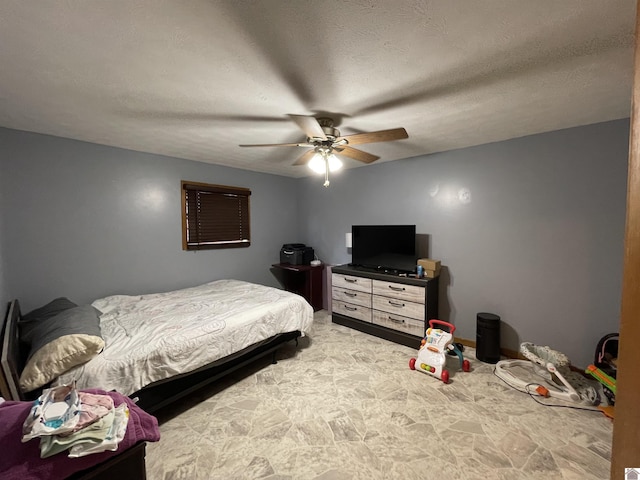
left=323, top=157, right=330, bottom=187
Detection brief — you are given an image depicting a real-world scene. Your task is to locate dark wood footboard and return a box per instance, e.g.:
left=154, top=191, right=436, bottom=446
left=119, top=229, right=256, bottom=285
left=1, top=298, right=303, bottom=479
left=131, top=330, right=301, bottom=413
left=1, top=299, right=302, bottom=412
left=67, top=442, right=147, bottom=480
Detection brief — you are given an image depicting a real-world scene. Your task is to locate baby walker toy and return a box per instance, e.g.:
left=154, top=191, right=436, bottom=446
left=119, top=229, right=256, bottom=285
left=409, top=319, right=470, bottom=384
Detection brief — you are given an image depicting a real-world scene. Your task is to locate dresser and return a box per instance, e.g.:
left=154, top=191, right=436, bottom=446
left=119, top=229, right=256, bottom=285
left=331, top=264, right=439, bottom=348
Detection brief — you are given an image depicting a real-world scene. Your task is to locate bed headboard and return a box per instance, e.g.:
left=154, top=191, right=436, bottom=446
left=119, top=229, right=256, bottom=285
left=1, top=300, right=26, bottom=401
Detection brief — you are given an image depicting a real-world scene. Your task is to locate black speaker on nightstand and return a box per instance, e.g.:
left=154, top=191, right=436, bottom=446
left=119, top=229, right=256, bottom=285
left=476, top=312, right=501, bottom=363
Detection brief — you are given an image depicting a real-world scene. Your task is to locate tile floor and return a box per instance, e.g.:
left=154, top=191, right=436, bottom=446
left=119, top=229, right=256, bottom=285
left=146, top=311, right=613, bottom=480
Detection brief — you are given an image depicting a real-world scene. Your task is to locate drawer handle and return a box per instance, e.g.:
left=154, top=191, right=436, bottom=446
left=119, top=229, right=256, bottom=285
left=345, top=277, right=358, bottom=283
left=388, top=285, right=405, bottom=292
left=388, top=300, right=405, bottom=307
left=345, top=292, right=357, bottom=297
left=388, top=316, right=405, bottom=324
left=345, top=305, right=358, bottom=311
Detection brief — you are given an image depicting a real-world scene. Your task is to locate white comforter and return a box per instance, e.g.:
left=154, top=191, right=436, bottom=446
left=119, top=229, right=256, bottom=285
left=55, top=279, right=314, bottom=396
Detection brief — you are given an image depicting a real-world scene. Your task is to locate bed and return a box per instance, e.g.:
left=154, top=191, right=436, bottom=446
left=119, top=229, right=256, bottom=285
left=1, top=279, right=314, bottom=413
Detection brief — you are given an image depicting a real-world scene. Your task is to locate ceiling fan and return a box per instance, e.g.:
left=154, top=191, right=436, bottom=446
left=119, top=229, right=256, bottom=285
left=239, top=115, right=408, bottom=186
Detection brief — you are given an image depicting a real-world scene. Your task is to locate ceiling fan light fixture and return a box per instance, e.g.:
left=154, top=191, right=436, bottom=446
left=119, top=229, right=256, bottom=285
left=328, top=154, right=343, bottom=171
left=239, top=114, right=408, bottom=182
left=308, top=154, right=326, bottom=174
left=308, top=152, right=343, bottom=174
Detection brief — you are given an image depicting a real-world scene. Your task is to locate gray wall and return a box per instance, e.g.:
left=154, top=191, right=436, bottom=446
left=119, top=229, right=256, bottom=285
left=0, top=119, right=629, bottom=368
left=0, top=128, right=300, bottom=312
left=297, top=119, right=629, bottom=368
left=0, top=166, right=7, bottom=314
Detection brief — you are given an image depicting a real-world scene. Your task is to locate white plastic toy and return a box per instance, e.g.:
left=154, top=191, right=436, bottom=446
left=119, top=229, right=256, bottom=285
left=409, top=319, right=470, bottom=383
left=494, top=342, right=599, bottom=405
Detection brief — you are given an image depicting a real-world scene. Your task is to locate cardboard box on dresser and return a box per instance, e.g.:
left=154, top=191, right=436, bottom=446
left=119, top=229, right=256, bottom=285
left=418, top=258, right=441, bottom=278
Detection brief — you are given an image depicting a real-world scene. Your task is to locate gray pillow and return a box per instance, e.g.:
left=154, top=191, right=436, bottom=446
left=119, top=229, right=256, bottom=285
left=20, top=297, right=79, bottom=344
left=25, top=305, right=103, bottom=361
left=18, top=304, right=105, bottom=392
left=22, top=297, right=78, bottom=322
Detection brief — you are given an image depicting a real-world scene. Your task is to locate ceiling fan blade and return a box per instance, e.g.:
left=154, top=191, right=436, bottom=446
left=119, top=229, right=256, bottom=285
left=335, top=146, right=380, bottom=164
left=341, top=128, right=408, bottom=146
left=121, top=109, right=292, bottom=124
left=288, top=114, right=327, bottom=140
left=292, top=149, right=317, bottom=166
left=239, top=142, right=312, bottom=148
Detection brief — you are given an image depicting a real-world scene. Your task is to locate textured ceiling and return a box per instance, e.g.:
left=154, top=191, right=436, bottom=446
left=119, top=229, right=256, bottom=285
left=0, top=1, right=636, bottom=177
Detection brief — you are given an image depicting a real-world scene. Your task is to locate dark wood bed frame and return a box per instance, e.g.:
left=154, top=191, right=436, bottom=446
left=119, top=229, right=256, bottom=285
left=0, top=298, right=303, bottom=479
left=1, top=299, right=302, bottom=411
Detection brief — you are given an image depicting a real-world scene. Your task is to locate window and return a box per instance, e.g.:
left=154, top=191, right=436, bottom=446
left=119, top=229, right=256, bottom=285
left=181, top=181, right=251, bottom=250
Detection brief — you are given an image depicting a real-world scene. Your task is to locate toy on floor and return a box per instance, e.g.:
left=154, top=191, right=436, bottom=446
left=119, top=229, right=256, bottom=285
left=494, top=343, right=599, bottom=405
left=585, top=364, right=616, bottom=418
left=409, top=319, right=471, bottom=383
left=593, top=332, right=618, bottom=406
left=586, top=364, right=616, bottom=397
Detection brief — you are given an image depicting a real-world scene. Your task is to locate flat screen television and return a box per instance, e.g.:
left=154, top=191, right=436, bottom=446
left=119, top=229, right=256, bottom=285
left=351, top=225, right=417, bottom=274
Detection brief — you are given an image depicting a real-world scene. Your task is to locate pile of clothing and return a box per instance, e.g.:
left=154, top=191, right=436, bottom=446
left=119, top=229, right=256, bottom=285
left=21, top=383, right=129, bottom=458
left=1, top=385, right=160, bottom=480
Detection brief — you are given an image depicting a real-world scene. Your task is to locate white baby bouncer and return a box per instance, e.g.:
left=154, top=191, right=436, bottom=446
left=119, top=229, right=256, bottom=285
left=494, top=342, right=599, bottom=405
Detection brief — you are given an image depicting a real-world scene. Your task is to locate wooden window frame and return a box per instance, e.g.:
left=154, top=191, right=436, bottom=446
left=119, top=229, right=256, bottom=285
left=181, top=181, right=251, bottom=250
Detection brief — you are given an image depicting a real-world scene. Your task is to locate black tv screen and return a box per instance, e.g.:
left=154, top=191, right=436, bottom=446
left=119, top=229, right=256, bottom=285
left=351, top=225, right=417, bottom=273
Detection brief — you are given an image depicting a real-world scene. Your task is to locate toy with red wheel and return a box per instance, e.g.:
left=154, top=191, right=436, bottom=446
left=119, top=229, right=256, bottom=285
left=409, top=319, right=471, bottom=383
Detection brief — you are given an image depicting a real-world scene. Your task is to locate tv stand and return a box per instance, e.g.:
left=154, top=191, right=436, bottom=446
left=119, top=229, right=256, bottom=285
left=331, top=264, right=439, bottom=349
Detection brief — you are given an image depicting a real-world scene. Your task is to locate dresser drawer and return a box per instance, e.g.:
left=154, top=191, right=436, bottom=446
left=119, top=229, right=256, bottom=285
left=333, top=300, right=372, bottom=322
left=372, top=295, right=425, bottom=321
left=332, top=274, right=372, bottom=294
left=372, top=280, right=425, bottom=304
left=372, top=310, right=424, bottom=337
left=332, top=287, right=371, bottom=308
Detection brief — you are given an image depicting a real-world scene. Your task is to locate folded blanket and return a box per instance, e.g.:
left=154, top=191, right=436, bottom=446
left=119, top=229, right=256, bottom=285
left=0, top=389, right=160, bottom=480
